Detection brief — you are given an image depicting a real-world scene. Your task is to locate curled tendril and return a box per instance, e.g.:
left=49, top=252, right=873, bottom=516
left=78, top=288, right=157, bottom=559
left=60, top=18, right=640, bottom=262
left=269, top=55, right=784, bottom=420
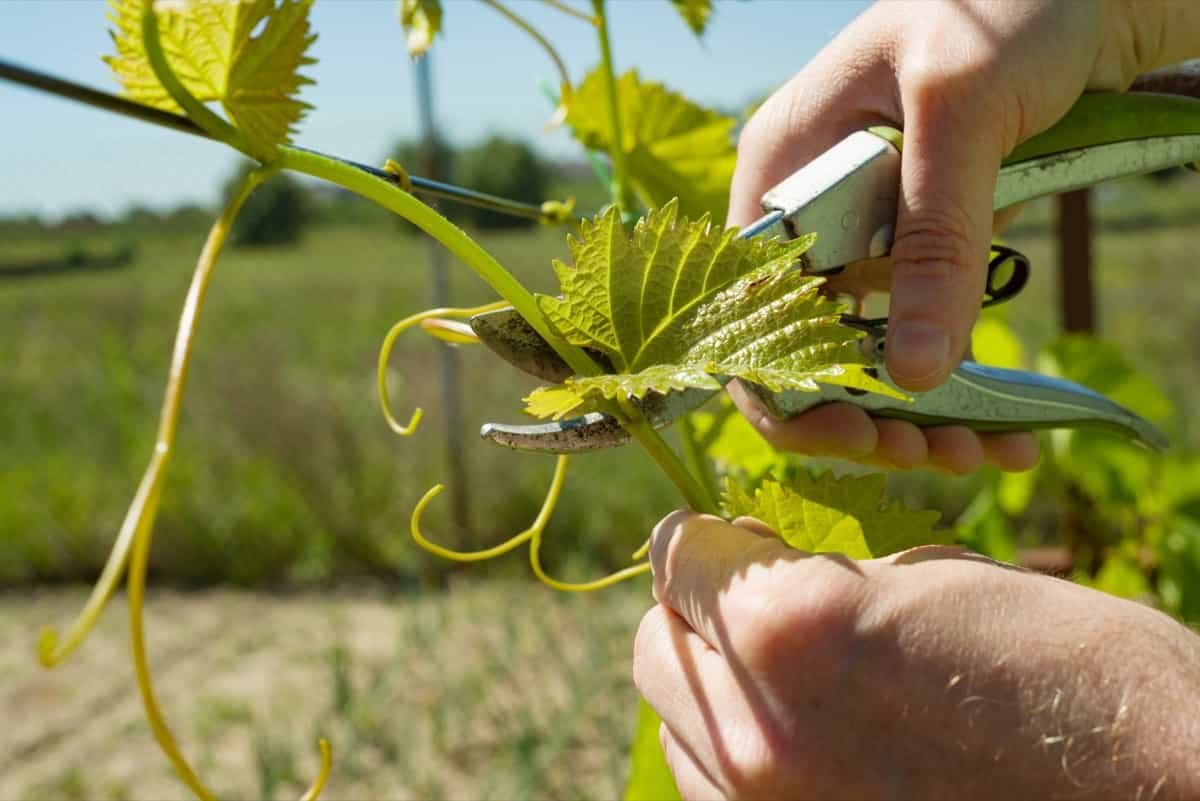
left=418, top=317, right=480, bottom=344
left=382, top=158, right=414, bottom=193
left=539, top=196, right=576, bottom=225
left=411, top=455, right=651, bottom=590
left=378, top=301, right=507, bottom=436
left=630, top=538, right=651, bottom=561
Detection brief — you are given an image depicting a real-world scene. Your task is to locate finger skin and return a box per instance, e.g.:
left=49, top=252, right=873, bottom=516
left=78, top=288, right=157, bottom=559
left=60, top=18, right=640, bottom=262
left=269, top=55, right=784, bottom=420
left=729, top=380, right=1035, bottom=473
left=980, top=430, right=1040, bottom=472
left=637, top=515, right=1200, bottom=797
left=634, top=604, right=737, bottom=798
left=648, top=510, right=797, bottom=654
left=727, top=381, right=876, bottom=457
left=660, top=724, right=726, bottom=801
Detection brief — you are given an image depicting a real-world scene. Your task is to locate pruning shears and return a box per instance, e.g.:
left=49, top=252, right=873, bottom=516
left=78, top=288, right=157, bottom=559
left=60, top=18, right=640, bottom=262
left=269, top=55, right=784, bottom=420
left=471, top=83, right=1200, bottom=455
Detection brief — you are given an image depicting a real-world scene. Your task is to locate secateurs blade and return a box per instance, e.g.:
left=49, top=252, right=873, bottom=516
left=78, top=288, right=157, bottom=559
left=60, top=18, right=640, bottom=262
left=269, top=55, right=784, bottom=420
left=474, top=89, right=1200, bottom=455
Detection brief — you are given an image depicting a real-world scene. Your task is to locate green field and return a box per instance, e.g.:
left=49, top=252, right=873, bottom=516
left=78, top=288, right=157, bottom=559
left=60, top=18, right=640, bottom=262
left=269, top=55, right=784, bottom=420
left=0, top=217, right=680, bottom=587
left=3, top=171, right=1200, bottom=588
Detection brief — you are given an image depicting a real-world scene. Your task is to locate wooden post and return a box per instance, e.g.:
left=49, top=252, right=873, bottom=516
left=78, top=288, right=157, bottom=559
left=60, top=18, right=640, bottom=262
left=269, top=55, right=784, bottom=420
left=1056, top=188, right=1096, bottom=333
left=415, top=55, right=472, bottom=542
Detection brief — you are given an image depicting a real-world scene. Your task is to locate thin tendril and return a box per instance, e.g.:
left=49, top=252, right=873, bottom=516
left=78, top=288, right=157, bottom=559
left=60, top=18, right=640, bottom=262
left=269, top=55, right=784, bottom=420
left=630, top=538, right=651, bottom=561
left=298, top=740, right=333, bottom=801
left=378, top=301, right=507, bottom=436
left=120, top=169, right=268, bottom=801
left=482, top=0, right=573, bottom=93
left=37, top=166, right=279, bottom=668
left=542, top=0, right=597, bottom=24
left=419, top=317, right=480, bottom=344
left=411, top=455, right=570, bottom=561
left=530, top=521, right=651, bottom=592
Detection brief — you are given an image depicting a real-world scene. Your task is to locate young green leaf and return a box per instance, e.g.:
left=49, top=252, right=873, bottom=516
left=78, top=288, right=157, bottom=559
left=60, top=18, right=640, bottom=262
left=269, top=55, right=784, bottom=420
left=105, top=0, right=316, bottom=158
left=526, top=202, right=901, bottom=418
left=566, top=69, right=736, bottom=221
left=690, top=396, right=791, bottom=481
left=670, top=0, right=711, bottom=35
left=723, top=472, right=946, bottom=559
left=399, top=0, right=443, bottom=57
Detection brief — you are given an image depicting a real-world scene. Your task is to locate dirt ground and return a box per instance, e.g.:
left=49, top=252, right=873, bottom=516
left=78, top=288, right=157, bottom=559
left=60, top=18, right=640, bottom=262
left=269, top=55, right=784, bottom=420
left=1, top=582, right=649, bottom=801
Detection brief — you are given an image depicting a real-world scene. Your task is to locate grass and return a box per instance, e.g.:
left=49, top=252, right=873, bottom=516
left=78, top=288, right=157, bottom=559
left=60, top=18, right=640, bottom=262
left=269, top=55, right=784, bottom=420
left=0, top=219, right=677, bottom=586
left=1, top=583, right=649, bottom=801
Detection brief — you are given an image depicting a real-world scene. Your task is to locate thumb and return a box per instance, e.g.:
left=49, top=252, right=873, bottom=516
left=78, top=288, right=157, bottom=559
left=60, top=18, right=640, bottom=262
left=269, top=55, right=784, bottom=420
left=885, top=93, right=1005, bottom=390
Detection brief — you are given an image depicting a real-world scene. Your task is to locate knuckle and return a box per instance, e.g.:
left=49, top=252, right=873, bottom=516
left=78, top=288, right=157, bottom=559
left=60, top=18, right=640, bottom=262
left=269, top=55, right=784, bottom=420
left=901, top=41, right=1003, bottom=108
left=891, top=209, right=980, bottom=281
left=725, top=735, right=790, bottom=800
left=727, top=557, right=865, bottom=675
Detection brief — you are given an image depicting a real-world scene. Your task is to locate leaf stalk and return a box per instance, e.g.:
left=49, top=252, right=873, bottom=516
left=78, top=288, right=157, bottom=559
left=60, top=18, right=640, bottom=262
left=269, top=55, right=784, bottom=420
left=482, top=0, right=573, bottom=93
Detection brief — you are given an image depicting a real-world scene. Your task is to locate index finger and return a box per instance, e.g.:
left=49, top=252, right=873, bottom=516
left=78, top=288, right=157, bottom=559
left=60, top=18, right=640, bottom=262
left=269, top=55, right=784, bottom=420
left=649, top=510, right=794, bottom=653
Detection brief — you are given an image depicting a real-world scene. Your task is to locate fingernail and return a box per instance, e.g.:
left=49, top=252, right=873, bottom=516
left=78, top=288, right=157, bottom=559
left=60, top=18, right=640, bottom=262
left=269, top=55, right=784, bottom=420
left=887, top=322, right=951, bottom=384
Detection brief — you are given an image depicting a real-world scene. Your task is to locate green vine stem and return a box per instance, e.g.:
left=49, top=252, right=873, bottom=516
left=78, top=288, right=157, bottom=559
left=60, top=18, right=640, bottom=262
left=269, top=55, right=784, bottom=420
left=483, top=0, right=572, bottom=94
left=590, top=0, right=636, bottom=214
left=276, top=147, right=598, bottom=377
left=141, top=6, right=248, bottom=155
left=123, top=168, right=276, bottom=801
left=677, top=414, right=719, bottom=507
left=618, top=397, right=718, bottom=515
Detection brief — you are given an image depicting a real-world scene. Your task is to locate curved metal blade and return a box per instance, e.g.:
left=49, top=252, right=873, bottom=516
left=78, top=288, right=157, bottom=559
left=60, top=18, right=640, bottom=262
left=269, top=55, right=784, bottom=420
left=469, top=307, right=611, bottom=382
left=744, top=360, right=1168, bottom=452
left=480, top=386, right=720, bottom=454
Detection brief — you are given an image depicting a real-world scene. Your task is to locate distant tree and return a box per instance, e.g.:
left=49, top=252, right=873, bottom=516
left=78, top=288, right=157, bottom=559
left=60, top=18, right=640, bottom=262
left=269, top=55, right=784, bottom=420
left=454, top=136, right=548, bottom=229
left=222, top=162, right=309, bottom=247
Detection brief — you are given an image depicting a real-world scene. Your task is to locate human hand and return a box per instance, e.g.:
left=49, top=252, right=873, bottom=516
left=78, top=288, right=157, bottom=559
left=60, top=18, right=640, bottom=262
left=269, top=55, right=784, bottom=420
left=729, top=0, right=1190, bottom=473
left=633, top=511, right=1200, bottom=800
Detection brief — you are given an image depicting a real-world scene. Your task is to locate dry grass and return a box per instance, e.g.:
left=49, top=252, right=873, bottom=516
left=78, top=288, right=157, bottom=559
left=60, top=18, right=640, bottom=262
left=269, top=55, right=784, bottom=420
left=1, top=581, right=650, bottom=800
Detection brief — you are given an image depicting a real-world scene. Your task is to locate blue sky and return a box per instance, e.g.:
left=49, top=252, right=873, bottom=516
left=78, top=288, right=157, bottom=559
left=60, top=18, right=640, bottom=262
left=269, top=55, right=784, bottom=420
left=0, top=0, right=868, bottom=219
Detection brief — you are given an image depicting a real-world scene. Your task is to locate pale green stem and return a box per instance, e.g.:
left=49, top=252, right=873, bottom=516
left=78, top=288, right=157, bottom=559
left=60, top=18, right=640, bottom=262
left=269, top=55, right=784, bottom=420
left=590, top=0, right=636, bottom=214
left=276, top=147, right=599, bottom=379
left=483, top=0, right=572, bottom=92
left=677, top=415, right=719, bottom=508
left=618, top=398, right=718, bottom=514
left=141, top=7, right=247, bottom=154
left=125, top=167, right=275, bottom=801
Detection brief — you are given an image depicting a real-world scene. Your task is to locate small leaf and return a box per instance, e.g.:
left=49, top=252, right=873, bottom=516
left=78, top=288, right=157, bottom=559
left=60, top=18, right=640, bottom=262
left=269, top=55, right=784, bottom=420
left=104, top=0, right=316, bottom=157
left=567, top=69, right=736, bottom=221
left=971, top=314, right=1024, bottom=370
left=670, top=0, right=711, bottom=35
left=526, top=203, right=899, bottom=417
left=523, top=386, right=587, bottom=420
left=624, top=700, right=681, bottom=801
left=690, top=397, right=790, bottom=481
left=723, top=472, right=945, bottom=558
left=399, top=0, right=443, bottom=57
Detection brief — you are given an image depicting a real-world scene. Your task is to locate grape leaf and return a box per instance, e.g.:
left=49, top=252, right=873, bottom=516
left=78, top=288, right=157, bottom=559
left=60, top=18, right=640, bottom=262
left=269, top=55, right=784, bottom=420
left=105, top=0, right=316, bottom=158
left=566, top=68, right=736, bottom=221
left=670, top=0, right=711, bottom=35
left=724, top=473, right=945, bottom=558
left=690, top=396, right=790, bottom=481
left=399, top=0, right=442, bottom=57
left=525, top=202, right=902, bottom=419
